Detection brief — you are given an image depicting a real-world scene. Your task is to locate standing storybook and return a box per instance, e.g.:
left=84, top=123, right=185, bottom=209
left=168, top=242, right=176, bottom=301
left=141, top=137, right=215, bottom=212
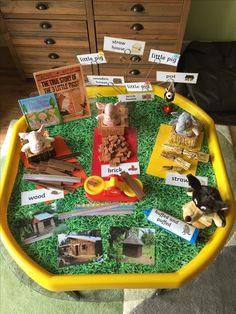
left=33, top=64, right=91, bottom=122
left=19, top=93, right=62, bottom=130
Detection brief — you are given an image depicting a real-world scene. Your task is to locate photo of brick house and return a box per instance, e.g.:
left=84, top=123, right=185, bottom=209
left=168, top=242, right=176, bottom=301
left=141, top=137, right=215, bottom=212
left=58, top=231, right=103, bottom=267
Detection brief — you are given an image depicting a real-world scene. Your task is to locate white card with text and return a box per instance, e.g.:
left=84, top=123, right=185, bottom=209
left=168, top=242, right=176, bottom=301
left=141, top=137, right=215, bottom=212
left=156, top=71, right=198, bottom=84
left=103, top=36, right=145, bottom=55
left=165, top=173, right=208, bottom=188
left=21, top=188, right=64, bottom=206
left=118, top=93, right=154, bottom=102
left=148, top=49, right=180, bottom=66
left=101, top=162, right=140, bottom=177
left=77, top=52, right=106, bottom=65
left=87, top=75, right=125, bottom=86
left=146, top=208, right=198, bottom=243
left=125, top=82, right=153, bottom=92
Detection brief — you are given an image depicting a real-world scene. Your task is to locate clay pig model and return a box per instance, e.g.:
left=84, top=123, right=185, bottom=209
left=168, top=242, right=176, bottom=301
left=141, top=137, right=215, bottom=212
left=96, top=102, right=122, bottom=126
left=19, top=125, right=54, bottom=155
left=182, top=174, right=229, bottom=229
left=170, top=112, right=201, bottom=137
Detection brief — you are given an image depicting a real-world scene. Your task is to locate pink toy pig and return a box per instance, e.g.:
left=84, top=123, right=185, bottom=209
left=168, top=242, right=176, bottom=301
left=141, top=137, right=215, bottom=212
left=96, top=102, right=121, bottom=126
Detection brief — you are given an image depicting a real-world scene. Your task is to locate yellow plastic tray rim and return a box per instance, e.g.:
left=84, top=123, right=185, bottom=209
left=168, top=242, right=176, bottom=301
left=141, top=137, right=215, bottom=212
left=0, top=86, right=235, bottom=291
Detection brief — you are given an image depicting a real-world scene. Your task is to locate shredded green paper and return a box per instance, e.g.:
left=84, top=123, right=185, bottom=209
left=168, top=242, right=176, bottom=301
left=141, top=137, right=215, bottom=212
left=7, top=96, right=216, bottom=275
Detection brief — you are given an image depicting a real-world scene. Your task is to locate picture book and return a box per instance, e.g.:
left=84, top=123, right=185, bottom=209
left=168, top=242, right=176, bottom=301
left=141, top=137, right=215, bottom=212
left=33, top=64, right=91, bottom=122
left=19, top=93, right=62, bottom=130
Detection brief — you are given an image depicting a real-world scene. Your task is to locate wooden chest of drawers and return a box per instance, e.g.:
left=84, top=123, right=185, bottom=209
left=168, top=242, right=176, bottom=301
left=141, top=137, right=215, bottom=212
left=0, top=0, right=191, bottom=81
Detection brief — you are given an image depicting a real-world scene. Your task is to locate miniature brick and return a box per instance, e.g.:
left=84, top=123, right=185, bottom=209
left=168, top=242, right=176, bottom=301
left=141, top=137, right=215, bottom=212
left=99, top=134, right=132, bottom=166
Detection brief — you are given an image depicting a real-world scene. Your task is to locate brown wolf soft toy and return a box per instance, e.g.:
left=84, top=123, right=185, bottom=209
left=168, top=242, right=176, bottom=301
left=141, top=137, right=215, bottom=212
left=182, top=174, right=229, bottom=229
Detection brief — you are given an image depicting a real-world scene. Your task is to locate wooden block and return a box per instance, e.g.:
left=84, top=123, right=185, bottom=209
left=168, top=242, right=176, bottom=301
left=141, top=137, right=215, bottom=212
left=120, top=171, right=145, bottom=201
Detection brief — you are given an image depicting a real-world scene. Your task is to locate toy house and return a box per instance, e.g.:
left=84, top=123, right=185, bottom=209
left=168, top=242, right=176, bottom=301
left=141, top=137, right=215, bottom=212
left=32, top=212, right=55, bottom=235
left=122, top=234, right=143, bottom=258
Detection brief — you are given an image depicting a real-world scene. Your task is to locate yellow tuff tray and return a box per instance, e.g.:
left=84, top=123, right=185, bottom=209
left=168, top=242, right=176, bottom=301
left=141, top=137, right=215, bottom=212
left=0, top=86, right=235, bottom=291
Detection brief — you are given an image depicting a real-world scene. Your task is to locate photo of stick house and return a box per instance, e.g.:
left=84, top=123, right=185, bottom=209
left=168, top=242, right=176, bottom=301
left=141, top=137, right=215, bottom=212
left=58, top=230, right=103, bottom=267
left=20, top=211, right=62, bottom=245
left=109, top=227, right=155, bottom=265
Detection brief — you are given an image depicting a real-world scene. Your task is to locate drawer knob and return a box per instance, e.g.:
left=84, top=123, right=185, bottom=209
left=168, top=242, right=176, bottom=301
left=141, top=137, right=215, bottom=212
left=129, top=69, right=140, bottom=75
left=40, top=21, right=52, bottom=29
left=48, top=53, right=59, bottom=59
left=44, top=38, right=56, bottom=45
left=131, top=23, right=143, bottom=31
left=130, top=55, right=141, bottom=62
left=36, top=2, right=48, bottom=10
left=131, top=4, right=145, bottom=12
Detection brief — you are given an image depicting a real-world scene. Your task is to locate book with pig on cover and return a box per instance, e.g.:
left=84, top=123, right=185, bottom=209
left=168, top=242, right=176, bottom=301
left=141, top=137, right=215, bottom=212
left=33, top=64, right=91, bottom=122
left=18, top=93, right=62, bottom=130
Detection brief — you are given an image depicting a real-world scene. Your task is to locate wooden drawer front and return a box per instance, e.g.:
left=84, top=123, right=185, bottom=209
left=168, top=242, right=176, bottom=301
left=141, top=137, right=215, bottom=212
left=99, top=64, right=176, bottom=82
left=94, top=2, right=183, bottom=19
left=15, top=47, right=88, bottom=64
left=0, top=1, right=86, bottom=17
left=24, top=64, right=92, bottom=78
left=96, top=21, right=179, bottom=39
left=5, top=19, right=87, bottom=34
left=11, top=34, right=89, bottom=49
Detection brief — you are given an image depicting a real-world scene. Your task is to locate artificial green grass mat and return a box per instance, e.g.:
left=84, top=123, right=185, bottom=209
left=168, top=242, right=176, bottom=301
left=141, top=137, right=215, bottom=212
left=7, top=95, right=216, bottom=275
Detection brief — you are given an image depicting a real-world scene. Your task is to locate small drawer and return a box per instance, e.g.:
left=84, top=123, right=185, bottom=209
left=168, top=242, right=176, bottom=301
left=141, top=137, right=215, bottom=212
left=94, top=1, right=182, bottom=19
left=96, top=21, right=179, bottom=38
left=11, top=34, right=90, bottom=50
left=0, top=1, right=86, bottom=17
left=5, top=19, right=87, bottom=34
left=23, top=63, right=92, bottom=78
left=15, top=47, right=87, bottom=64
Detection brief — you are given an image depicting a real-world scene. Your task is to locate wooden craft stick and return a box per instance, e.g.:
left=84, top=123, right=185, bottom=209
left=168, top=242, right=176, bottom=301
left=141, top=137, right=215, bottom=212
left=44, top=167, right=68, bottom=176
left=56, top=152, right=80, bottom=160
left=23, top=174, right=81, bottom=183
left=120, top=171, right=145, bottom=200
left=48, top=159, right=78, bottom=172
left=25, top=180, right=67, bottom=192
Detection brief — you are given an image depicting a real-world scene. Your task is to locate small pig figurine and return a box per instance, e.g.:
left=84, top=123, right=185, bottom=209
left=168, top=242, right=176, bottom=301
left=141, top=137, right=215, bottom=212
left=19, top=125, right=54, bottom=155
left=96, top=102, right=121, bottom=126
left=182, top=174, right=229, bottom=229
